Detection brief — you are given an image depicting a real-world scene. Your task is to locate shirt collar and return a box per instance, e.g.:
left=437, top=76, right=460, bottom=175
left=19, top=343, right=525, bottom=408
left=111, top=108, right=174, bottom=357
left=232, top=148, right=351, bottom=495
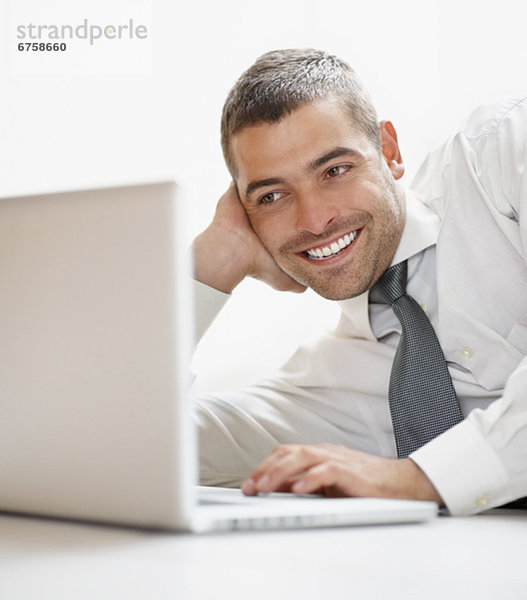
left=390, top=189, right=441, bottom=266
left=337, top=189, right=441, bottom=340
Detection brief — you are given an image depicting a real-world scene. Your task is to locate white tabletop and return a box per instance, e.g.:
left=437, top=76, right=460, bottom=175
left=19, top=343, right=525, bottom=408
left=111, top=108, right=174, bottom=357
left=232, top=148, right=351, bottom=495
left=1, top=509, right=526, bottom=599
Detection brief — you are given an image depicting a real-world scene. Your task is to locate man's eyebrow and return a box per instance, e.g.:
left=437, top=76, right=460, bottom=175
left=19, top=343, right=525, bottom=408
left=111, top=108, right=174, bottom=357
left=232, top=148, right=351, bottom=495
left=244, top=147, right=362, bottom=200
left=306, top=146, right=362, bottom=173
left=245, top=178, right=284, bottom=200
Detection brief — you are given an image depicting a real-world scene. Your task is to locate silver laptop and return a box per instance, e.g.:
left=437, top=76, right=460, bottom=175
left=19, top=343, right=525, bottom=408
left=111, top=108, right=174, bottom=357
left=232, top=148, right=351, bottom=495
left=0, top=182, right=437, bottom=532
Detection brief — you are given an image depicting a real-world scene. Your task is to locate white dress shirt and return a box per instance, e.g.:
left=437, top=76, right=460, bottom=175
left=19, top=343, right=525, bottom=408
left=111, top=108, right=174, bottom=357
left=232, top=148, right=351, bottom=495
left=193, top=96, right=527, bottom=516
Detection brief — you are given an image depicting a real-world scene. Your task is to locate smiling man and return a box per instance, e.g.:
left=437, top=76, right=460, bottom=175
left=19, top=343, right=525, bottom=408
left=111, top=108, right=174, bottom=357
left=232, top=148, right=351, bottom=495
left=231, top=98, right=405, bottom=301
left=192, top=49, right=527, bottom=514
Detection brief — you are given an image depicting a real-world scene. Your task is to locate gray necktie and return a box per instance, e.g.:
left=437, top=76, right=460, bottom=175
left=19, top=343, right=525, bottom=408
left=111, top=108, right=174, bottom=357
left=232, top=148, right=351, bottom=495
left=370, top=260, right=464, bottom=458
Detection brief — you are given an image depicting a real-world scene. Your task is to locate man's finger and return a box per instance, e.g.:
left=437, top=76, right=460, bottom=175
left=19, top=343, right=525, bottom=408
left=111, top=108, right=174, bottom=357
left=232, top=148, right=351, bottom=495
left=252, top=445, right=329, bottom=493
left=291, top=462, right=344, bottom=495
left=245, top=445, right=290, bottom=483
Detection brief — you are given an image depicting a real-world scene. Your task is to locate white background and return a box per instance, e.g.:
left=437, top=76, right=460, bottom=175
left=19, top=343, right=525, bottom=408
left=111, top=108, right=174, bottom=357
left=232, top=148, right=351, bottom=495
left=1, top=0, right=526, bottom=393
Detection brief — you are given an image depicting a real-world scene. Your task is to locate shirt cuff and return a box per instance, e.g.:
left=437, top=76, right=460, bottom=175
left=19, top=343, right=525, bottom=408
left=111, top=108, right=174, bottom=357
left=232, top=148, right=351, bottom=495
left=193, top=279, right=230, bottom=343
left=410, top=416, right=511, bottom=515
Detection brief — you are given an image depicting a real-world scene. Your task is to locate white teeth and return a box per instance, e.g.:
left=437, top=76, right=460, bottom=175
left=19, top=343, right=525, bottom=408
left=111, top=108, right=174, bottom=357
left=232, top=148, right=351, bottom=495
left=305, top=230, right=358, bottom=260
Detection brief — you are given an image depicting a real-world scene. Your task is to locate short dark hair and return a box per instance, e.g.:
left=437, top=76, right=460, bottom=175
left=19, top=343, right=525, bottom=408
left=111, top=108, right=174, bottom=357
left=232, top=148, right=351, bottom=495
left=221, top=48, right=381, bottom=175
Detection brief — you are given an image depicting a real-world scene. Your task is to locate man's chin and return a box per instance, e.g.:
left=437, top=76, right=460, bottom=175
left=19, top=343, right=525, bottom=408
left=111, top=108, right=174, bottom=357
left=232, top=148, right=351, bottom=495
left=280, top=261, right=370, bottom=301
left=311, top=286, right=362, bottom=301
left=291, top=275, right=366, bottom=301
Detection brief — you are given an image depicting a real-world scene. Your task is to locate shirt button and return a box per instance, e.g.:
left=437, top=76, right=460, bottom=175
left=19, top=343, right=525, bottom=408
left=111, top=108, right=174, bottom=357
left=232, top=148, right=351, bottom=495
left=460, top=346, right=473, bottom=359
left=419, top=303, right=429, bottom=316
left=476, top=496, right=490, bottom=508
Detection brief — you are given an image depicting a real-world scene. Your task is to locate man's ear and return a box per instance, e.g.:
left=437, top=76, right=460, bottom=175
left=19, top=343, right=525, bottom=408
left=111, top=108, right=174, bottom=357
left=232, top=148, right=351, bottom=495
left=380, top=120, right=405, bottom=180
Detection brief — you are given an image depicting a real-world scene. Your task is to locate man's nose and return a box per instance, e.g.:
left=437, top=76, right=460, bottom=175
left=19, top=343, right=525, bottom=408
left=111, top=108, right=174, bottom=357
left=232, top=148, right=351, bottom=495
left=294, top=192, right=339, bottom=235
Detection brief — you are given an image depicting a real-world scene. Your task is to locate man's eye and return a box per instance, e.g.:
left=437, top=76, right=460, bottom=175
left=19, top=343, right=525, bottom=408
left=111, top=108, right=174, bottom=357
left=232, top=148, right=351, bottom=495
left=326, top=165, right=348, bottom=178
left=259, top=192, right=281, bottom=204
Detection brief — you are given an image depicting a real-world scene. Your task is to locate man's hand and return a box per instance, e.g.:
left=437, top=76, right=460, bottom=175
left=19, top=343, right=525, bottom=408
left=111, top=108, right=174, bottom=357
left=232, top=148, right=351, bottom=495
left=193, top=183, right=306, bottom=294
left=241, top=443, right=443, bottom=504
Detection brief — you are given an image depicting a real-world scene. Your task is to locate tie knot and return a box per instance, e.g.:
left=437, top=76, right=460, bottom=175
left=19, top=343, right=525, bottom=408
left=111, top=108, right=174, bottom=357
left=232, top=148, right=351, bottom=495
left=370, top=261, right=408, bottom=305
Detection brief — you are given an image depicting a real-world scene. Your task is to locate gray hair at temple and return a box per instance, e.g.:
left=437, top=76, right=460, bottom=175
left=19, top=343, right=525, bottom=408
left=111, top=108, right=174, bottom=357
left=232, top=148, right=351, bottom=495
left=220, top=48, right=381, bottom=176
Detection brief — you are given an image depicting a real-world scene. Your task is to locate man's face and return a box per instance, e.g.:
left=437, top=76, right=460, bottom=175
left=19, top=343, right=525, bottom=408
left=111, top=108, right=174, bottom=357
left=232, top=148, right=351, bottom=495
left=230, top=97, right=406, bottom=300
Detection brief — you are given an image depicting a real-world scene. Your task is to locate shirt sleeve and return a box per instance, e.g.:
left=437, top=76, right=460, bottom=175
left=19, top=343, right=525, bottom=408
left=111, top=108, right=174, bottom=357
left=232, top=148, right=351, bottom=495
left=193, top=279, right=230, bottom=343
left=410, top=97, right=527, bottom=515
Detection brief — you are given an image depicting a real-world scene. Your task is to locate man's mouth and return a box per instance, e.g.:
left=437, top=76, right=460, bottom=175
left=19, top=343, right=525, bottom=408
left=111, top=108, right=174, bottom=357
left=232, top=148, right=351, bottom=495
left=303, top=230, right=359, bottom=261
